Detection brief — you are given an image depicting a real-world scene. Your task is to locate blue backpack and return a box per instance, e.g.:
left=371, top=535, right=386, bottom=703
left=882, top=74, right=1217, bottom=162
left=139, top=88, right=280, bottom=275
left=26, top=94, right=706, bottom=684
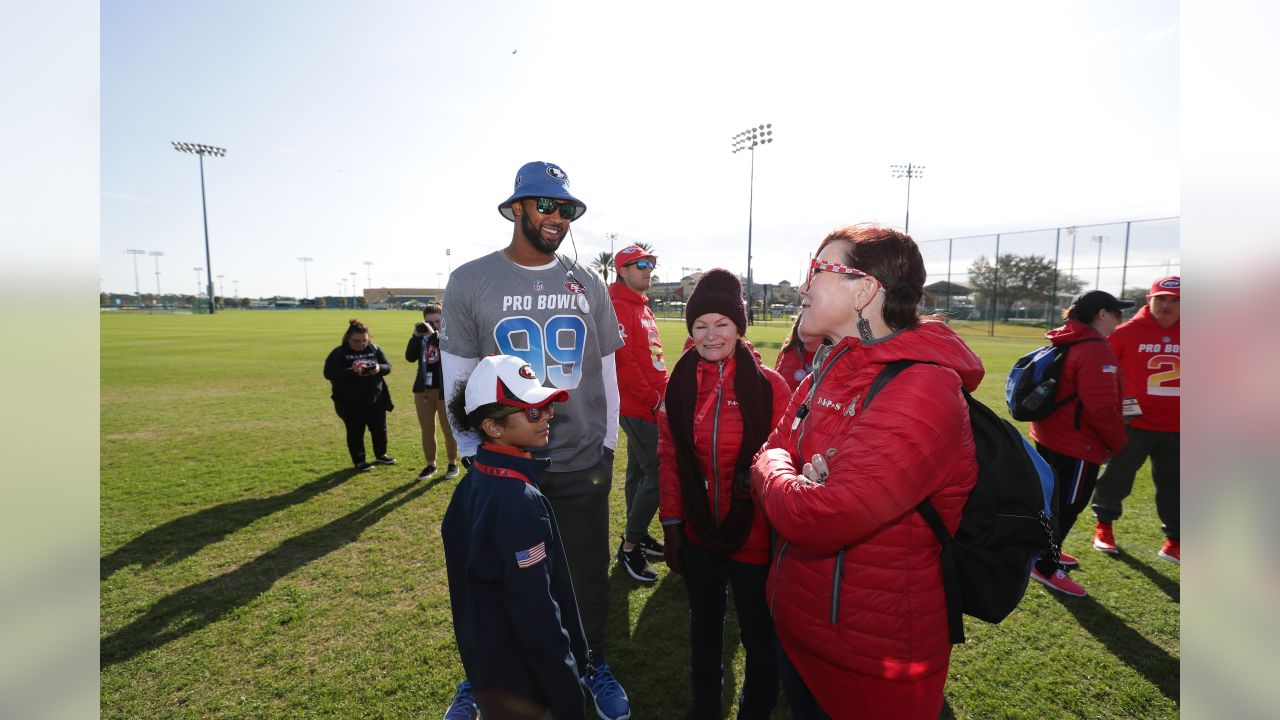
left=1005, top=339, right=1103, bottom=422
left=864, top=360, right=1059, bottom=644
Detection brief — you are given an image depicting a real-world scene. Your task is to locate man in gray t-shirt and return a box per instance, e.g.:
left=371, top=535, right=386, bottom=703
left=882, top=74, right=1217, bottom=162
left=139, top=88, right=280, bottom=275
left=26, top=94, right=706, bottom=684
left=441, top=254, right=620, bottom=470
left=438, top=161, right=631, bottom=720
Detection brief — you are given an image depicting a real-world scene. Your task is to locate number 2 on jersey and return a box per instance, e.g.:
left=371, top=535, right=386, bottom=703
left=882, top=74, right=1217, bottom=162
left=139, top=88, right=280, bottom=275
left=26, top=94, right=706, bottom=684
left=493, top=315, right=588, bottom=390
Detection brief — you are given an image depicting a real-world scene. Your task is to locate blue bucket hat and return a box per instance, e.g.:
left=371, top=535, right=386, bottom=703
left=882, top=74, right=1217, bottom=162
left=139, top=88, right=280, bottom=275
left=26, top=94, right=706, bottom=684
left=498, top=161, right=587, bottom=222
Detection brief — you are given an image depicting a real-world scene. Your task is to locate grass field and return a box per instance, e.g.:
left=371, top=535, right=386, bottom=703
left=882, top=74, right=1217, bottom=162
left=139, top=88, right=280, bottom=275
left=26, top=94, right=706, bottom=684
left=100, top=310, right=1178, bottom=719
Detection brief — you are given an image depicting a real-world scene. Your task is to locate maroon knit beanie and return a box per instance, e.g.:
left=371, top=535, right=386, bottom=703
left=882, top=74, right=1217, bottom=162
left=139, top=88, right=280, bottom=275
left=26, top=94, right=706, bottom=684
left=685, top=268, right=747, bottom=336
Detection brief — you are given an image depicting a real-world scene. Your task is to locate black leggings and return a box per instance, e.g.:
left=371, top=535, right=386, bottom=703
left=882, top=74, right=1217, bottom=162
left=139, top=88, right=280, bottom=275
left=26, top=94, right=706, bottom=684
left=340, top=403, right=387, bottom=464
left=1035, top=443, right=1100, bottom=575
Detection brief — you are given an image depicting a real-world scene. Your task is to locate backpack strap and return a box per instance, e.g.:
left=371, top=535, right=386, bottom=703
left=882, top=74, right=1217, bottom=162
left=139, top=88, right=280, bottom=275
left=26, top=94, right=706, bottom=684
left=861, top=359, right=966, bottom=644
left=916, top=498, right=966, bottom=644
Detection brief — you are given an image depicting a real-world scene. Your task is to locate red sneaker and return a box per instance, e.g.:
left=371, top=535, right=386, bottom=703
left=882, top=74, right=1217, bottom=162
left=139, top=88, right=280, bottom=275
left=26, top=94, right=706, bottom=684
left=1057, top=551, right=1079, bottom=568
left=1030, top=567, right=1088, bottom=597
left=1158, top=538, right=1180, bottom=564
left=1093, top=523, right=1119, bottom=554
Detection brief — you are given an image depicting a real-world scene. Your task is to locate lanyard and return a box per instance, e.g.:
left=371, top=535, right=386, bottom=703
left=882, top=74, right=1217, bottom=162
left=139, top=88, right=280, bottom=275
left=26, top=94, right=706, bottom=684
left=694, top=362, right=728, bottom=426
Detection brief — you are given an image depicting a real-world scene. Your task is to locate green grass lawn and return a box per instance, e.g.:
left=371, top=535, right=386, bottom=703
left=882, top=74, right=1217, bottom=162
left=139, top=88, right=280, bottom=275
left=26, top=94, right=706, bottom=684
left=101, top=310, right=1178, bottom=719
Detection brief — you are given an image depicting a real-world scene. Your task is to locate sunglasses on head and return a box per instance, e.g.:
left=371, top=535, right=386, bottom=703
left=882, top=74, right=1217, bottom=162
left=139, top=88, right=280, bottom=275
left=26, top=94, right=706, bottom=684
left=498, top=403, right=555, bottom=423
left=806, top=257, right=873, bottom=286
left=533, top=197, right=581, bottom=220
left=627, top=259, right=656, bottom=271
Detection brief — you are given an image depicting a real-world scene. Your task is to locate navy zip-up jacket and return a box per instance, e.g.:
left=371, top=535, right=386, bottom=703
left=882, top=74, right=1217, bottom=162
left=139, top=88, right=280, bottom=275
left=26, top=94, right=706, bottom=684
left=441, top=444, right=589, bottom=720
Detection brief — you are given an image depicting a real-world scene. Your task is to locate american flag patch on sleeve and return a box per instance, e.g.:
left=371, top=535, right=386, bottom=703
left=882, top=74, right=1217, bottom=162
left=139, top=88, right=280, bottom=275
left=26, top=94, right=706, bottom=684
left=1102, top=364, right=1117, bottom=373
left=514, top=541, right=547, bottom=569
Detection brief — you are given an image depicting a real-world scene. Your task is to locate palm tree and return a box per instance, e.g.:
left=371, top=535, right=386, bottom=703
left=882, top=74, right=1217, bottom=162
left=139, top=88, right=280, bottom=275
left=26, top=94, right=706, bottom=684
left=632, top=241, right=653, bottom=253
left=591, top=251, right=614, bottom=283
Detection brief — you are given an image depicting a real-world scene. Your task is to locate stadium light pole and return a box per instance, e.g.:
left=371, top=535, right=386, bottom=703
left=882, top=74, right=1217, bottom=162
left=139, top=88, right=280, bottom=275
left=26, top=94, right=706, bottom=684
left=731, top=122, right=774, bottom=324
left=233, top=279, right=239, bottom=298
left=149, top=251, right=164, bottom=300
left=172, top=141, right=226, bottom=315
left=890, top=163, right=925, bottom=234
left=297, top=257, right=313, bottom=299
left=1090, top=235, right=1107, bottom=290
left=363, top=261, right=373, bottom=289
left=126, top=249, right=145, bottom=305
left=193, top=267, right=203, bottom=303
left=217, top=274, right=225, bottom=304
left=349, top=271, right=358, bottom=307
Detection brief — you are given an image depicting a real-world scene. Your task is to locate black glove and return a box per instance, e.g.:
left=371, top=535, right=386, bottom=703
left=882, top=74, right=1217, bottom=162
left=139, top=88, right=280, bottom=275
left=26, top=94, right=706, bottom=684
left=663, top=524, right=687, bottom=575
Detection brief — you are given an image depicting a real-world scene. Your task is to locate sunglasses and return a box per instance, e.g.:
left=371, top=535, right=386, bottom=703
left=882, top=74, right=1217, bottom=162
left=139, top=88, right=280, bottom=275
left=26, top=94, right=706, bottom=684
left=626, top=259, right=656, bottom=271
left=498, top=403, right=556, bottom=423
left=533, top=197, right=581, bottom=220
left=806, top=257, right=873, bottom=287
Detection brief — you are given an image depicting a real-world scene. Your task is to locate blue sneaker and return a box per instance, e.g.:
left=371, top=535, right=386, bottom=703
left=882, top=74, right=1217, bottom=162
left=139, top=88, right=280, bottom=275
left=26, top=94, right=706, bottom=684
left=582, top=660, right=630, bottom=720
left=443, top=680, right=480, bottom=720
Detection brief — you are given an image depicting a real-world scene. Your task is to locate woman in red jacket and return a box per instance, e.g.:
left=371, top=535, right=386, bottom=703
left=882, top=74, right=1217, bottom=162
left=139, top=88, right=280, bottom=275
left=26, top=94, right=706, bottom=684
left=1027, top=290, right=1132, bottom=597
left=658, top=269, right=792, bottom=720
left=751, top=224, right=983, bottom=720
left=774, top=311, right=824, bottom=393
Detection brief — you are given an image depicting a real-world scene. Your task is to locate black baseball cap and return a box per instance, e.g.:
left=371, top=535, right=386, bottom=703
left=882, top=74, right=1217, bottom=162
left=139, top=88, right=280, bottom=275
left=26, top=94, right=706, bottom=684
left=1070, top=290, right=1135, bottom=316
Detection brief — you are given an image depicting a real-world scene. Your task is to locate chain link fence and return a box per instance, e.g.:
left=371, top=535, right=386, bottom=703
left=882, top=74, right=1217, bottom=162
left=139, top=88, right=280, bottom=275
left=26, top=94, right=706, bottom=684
left=917, top=217, right=1179, bottom=337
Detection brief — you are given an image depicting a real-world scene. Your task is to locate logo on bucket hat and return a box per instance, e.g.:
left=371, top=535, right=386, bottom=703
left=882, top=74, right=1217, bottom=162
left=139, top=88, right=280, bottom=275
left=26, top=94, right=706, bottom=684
left=498, top=161, right=586, bottom=222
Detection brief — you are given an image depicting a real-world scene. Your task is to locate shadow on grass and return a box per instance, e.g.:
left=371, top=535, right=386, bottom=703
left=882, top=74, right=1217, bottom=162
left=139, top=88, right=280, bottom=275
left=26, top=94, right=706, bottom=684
left=101, top=477, right=427, bottom=668
left=1113, top=552, right=1180, bottom=603
left=609, top=568, right=692, bottom=717
left=1050, top=593, right=1179, bottom=703
left=101, top=468, right=358, bottom=580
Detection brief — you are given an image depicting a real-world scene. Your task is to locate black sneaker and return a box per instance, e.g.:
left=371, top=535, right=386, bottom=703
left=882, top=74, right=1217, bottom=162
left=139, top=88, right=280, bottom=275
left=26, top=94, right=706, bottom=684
left=444, top=463, right=460, bottom=479
left=416, top=465, right=436, bottom=480
left=355, top=461, right=375, bottom=472
left=375, top=454, right=397, bottom=465
left=616, top=537, right=658, bottom=582
left=638, top=533, right=665, bottom=559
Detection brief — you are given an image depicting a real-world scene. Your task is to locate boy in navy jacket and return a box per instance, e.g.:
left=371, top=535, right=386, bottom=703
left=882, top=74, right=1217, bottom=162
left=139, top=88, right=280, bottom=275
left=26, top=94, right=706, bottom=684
left=441, top=355, right=590, bottom=720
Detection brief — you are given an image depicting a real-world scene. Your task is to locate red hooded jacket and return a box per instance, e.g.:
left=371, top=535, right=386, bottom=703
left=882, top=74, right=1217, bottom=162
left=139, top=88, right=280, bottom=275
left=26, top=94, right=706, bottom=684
left=1028, top=320, right=1128, bottom=464
left=750, top=321, right=982, bottom=714
left=774, top=342, right=817, bottom=393
left=658, top=350, right=792, bottom=565
left=1108, top=305, right=1179, bottom=432
left=609, top=282, right=668, bottom=421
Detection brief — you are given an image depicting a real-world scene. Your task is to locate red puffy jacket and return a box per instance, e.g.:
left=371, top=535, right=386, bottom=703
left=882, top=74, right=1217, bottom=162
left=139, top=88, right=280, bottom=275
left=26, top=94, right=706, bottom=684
left=773, top=342, right=817, bottom=393
left=750, top=321, right=982, bottom=714
left=1028, top=320, right=1128, bottom=464
left=658, top=350, right=792, bottom=565
left=609, top=282, right=668, bottom=421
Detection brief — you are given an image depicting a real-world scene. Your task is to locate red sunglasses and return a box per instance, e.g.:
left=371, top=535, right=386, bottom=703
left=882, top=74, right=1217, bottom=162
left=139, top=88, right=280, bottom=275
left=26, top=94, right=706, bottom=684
left=806, top=257, right=874, bottom=286
left=501, top=403, right=555, bottom=423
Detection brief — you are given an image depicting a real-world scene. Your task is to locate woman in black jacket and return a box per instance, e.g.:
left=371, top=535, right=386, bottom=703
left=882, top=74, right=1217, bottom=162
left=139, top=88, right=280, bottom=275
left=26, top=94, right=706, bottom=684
left=323, top=318, right=395, bottom=471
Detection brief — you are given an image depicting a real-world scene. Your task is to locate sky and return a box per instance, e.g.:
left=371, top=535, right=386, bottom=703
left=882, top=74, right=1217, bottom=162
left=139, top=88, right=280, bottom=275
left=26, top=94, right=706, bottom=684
left=100, top=0, right=1179, bottom=299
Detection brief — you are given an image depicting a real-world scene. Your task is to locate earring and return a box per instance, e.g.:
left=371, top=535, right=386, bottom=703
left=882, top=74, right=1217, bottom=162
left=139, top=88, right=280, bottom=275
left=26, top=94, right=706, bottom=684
left=856, top=308, right=874, bottom=341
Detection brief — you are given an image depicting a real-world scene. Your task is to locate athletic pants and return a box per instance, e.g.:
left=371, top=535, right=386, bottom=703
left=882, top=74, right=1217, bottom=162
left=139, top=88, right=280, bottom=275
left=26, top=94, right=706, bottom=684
left=1035, top=443, right=1100, bottom=575
left=538, top=449, right=615, bottom=656
left=413, top=389, right=457, bottom=466
left=619, top=416, right=661, bottom=545
left=1092, top=427, right=1179, bottom=540
left=682, top=540, right=778, bottom=720
left=340, top=403, right=387, bottom=465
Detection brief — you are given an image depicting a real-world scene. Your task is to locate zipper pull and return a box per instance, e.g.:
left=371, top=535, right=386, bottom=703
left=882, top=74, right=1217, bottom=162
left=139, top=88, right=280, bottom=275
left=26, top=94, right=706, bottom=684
left=791, top=403, right=809, bottom=430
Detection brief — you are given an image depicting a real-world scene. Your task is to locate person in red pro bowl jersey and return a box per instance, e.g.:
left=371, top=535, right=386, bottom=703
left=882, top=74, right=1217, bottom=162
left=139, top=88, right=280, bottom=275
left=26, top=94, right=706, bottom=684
left=1091, top=276, right=1181, bottom=563
left=750, top=225, right=982, bottom=720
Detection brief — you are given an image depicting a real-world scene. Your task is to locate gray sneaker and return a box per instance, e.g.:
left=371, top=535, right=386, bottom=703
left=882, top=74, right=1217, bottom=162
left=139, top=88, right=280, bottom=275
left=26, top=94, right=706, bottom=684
left=445, top=463, right=460, bottom=479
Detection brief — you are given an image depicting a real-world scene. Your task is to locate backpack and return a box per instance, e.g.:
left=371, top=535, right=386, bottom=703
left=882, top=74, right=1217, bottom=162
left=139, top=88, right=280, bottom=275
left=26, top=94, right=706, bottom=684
left=1004, top=339, right=1102, bottom=421
left=862, top=360, right=1058, bottom=644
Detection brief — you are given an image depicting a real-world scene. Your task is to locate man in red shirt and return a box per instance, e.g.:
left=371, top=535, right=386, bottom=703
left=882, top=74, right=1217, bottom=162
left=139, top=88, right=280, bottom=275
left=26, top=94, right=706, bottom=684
left=610, top=245, right=670, bottom=582
left=1091, top=276, right=1181, bottom=563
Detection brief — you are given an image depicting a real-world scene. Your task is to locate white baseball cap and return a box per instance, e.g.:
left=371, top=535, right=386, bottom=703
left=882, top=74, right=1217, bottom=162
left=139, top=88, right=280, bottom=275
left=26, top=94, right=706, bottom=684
left=464, top=355, right=569, bottom=415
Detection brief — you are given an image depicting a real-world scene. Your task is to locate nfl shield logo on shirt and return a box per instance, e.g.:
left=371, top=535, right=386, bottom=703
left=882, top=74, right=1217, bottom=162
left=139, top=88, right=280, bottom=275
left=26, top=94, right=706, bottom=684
left=534, top=280, right=544, bottom=292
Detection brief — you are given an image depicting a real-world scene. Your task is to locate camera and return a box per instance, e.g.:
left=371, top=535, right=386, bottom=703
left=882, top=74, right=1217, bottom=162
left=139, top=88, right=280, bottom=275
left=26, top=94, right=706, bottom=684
left=415, top=322, right=430, bottom=334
